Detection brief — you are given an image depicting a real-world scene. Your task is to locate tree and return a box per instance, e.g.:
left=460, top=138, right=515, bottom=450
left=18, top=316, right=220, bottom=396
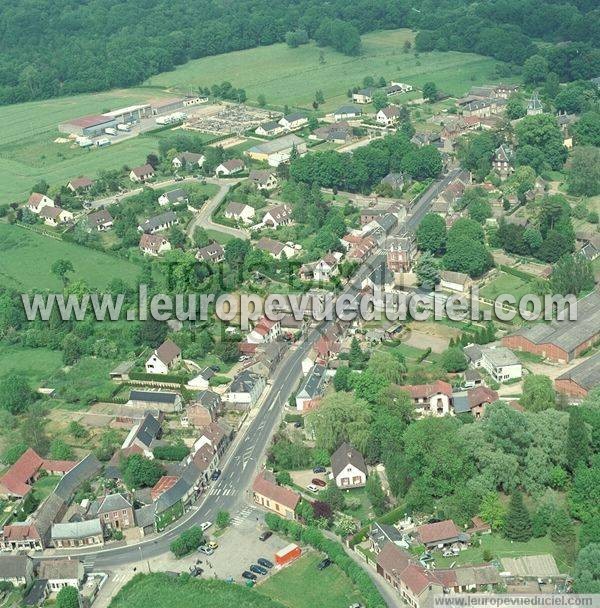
left=441, top=347, right=468, bottom=373
left=0, top=374, right=35, bottom=414
left=68, top=421, right=88, bottom=439
left=567, top=146, right=600, bottom=197
left=549, top=507, right=575, bottom=544
left=51, top=259, right=74, bottom=286
left=506, top=97, right=526, bottom=120
left=521, top=375, right=555, bottom=412
left=170, top=526, right=204, bottom=557
left=414, top=251, right=440, bottom=288
left=216, top=510, right=231, bottom=528
left=532, top=501, right=555, bottom=537
left=56, top=586, right=79, bottom=608
left=443, top=237, right=493, bottom=278
left=416, top=213, right=446, bottom=254
left=122, top=454, right=164, bottom=488
left=372, top=91, right=388, bottom=111
left=257, top=94, right=267, bottom=107
left=333, top=365, right=351, bottom=391
left=50, top=439, right=74, bottom=461
left=566, top=408, right=590, bottom=473
left=320, top=481, right=345, bottom=511
left=422, top=82, right=437, bottom=102
left=523, top=55, right=549, bottom=84
left=503, top=491, right=532, bottom=542
left=366, top=471, right=388, bottom=515
left=550, top=253, right=595, bottom=297
left=479, top=492, right=507, bottom=531
left=348, top=337, right=366, bottom=370
left=515, top=115, right=567, bottom=171
left=573, top=543, right=600, bottom=593
left=572, top=112, right=600, bottom=147
left=569, top=459, right=600, bottom=523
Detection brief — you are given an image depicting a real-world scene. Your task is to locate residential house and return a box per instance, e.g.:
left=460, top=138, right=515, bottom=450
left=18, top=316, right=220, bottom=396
left=215, top=159, right=245, bottom=176
left=464, top=368, right=483, bottom=388
left=387, top=235, right=417, bottom=272
left=51, top=519, right=104, bottom=548
left=224, top=201, right=255, bottom=224
left=247, top=317, right=281, bottom=344
left=40, top=206, right=73, bottom=226
left=121, top=413, right=163, bottom=458
left=555, top=352, right=600, bottom=398
left=370, top=522, right=406, bottom=554
left=89, top=493, right=135, bottom=531
left=27, top=193, right=54, bottom=214
left=129, top=164, right=155, bottom=182
left=527, top=91, right=543, bottom=116
left=184, top=391, right=222, bottom=427
left=263, top=204, right=293, bottom=228
left=480, top=346, right=522, bottom=382
left=295, top=364, right=327, bottom=412
left=376, top=105, right=400, bottom=126
left=252, top=471, right=300, bottom=519
left=128, top=391, right=180, bottom=413
left=255, top=237, right=296, bottom=259
left=138, top=211, right=178, bottom=234
left=415, top=519, right=467, bottom=548
left=249, top=170, right=278, bottom=191
left=440, top=270, right=471, bottom=293
left=191, top=421, right=231, bottom=462
left=0, top=555, right=33, bottom=587
left=352, top=88, right=375, bottom=104
left=331, top=443, right=368, bottom=488
left=39, top=559, right=84, bottom=592
left=196, top=242, right=225, bottom=263
left=86, top=209, right=113, bottom=231
left=311, top=123, right=352, bottom=144
left=301, top=252, right=342, bottom=282
left=493, top=144, right=515, bottom=178
left=278, top=113, right=308, bottom=131
left=452, top=386, right=499, bottom=419
left=67, top=177, right=94, bottom=192
left=139, top=233, right=171, bottom=256
left=388, top=82, right=413, bottom=94
left=246, top=134, right=307, bottom=167
left=381, top=172, right=405, bottom=191
left=576, top=232, right=600, bottom=261
left=145, top=339, right=181, bottom=374
left=224, top=370, right=266, bottom=407
left=403, top=380, right=453, bottom=417
left=360, top=208, right=387, bottom=226
left=158, top=188, right=188, bottom=206
left=187, top=368, right=215, bottom=391
left=333, top=105, right=362, bottom=121
left=172, top=152, right=205, bottom=170
left=255, top=121, right=285, bottom=137
left=344, top=235, right=376, bottom=262
left=362, top=263, right=395, bottom=293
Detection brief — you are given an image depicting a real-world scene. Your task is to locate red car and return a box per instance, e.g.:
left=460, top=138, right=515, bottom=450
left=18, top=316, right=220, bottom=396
left=311, top=478, right=327, bottom=487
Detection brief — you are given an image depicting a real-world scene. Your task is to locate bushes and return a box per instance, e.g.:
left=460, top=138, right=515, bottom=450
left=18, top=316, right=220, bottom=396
left=170, top=526, right=204, bottom=558
left=153, top=445, right=190, bottom=461
left=129, top=371, right=187, bottom=384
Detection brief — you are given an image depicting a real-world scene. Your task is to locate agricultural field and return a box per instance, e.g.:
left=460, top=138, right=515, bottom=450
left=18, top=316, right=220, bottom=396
left=109, top=573, right=285, bottom=608
left=0, top=345, right=63, bottom=385
left=0, top=223, right=142, bottom=290
left=147, top=30, right=510, bottom=112
left=259, top=553, right=366, bottom=608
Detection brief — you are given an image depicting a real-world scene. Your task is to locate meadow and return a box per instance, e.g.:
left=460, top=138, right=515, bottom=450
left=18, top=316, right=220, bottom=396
left=0, top=223, right=141, bottom=290
left=148, top=29, right=509, bottom=111
left=0, top=345, right=63, bottom=384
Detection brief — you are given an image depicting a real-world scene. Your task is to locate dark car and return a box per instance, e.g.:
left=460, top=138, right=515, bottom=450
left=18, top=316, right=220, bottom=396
left=317, top=558, right=332, bottom=571
left=242, top=571, right=257, bottom=581
left=257, top=558, right=274, bottom=569
left=258, top=531, right=272, bottom=542
left=311, top=478, right=327, bottom=487
left=313, top=466, right=326, bottom=473
left=190, top=567, right=203, bottom=577
left=210, top=469, right=221, bottom=481
left=293, top=421, right=302, bottom=428
left=250, top=564, right=268, bottom=575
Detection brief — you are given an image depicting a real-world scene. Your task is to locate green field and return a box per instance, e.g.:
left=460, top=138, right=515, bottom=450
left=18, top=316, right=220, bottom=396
left=147, top=30, right=509, bottom=111
left=109, top=573, right=285, bottom=608
left=0, top=345, right=63, bottom=384
left=259, top=553, right=366, bottom=608
left=32, top=475, right=61, bottom=502
left=480, top=272, right=535, bottom=302
left=0, top=223, right=141, bottom=290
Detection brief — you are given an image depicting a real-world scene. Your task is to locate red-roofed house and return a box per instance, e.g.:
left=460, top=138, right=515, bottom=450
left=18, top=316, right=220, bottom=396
left=27, top=193, right=54, bottom=214
left=415, top=519, right=465, bottom=548
left=403, top=380, right=453, bottom=417
left=129, top=164, right=155, bottom=182
left=151, top=476, right=179, bottom=502
left=252, top=471, right=300, bottom=519
left=247, top=317, right=282, bottom=344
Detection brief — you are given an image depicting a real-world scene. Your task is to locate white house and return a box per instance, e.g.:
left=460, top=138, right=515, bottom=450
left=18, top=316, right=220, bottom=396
left=27, top=193, right=54, bottom=214
left=187, top=367, right=215, bottom=390
left=223, top=371, right=266, bottom=407
left=86, top=209, right=113, bottom=231
left=314, top=252, right=342, bottom=282
left=249, top=170, right=278, bottom=191
left=262, top=204, right=293, bottom=228
left=255, top=237, right=296, bottom=260
left=145, top=339, right=182, bottom=374
left=376, top=105, right=400, bottom=126
left=255, top=121, right=285, bottom=137
left=158, top=188, right=188, bottom=206
left=215, top=159, right=245, bottom=176
left=333, top=105, right=362, bottom=121
left=440, top=270, right=471, bottom=293
left=139, top=233, right=171, bottom=256
left=225, top=201, right=255, bottom=224
left=129, top=164, right=155, bottom=182
left=39, top=559, right=84, bottom=593
left=465, top=345, right=523, bottom=383
left=352, top=88, right=375, bottom=104
left=172, top=152, right=205, bottom=170
left=404, top=380, right=453, bottom=417
left=39, top=206, right=73, bottom=226
left=278, top=113, right=308, bottom=131
left=331, top=443, right=367, bottom=488
left=247, top=317, right=282, bottom=344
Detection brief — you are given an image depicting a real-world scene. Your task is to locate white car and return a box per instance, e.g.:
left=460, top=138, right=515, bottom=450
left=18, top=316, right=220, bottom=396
left=200, top=521, right=212, bottom=531
left=307, top=484, right=320, bottom=493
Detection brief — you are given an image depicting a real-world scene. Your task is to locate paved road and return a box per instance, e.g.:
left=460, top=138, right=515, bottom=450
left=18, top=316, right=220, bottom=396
left=38, top=169, right=460, bottom=575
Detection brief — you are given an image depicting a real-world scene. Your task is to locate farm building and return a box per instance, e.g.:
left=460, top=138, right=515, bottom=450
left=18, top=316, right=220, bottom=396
left=59, top=114, right=118, bottom=137
left=555, top=352, right=600, bottom=398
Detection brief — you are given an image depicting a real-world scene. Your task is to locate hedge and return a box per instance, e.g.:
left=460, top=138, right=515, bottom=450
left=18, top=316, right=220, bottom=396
left=264, top=514, right=386, bottom=608
left=498, top=264, right=535, bottom=282
left=129, top=371, right=187, bottom=384
left=153, top=445, right=190, bottom=461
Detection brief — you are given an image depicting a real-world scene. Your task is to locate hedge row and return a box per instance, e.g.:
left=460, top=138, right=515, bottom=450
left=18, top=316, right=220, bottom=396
left=129, top=371, right=187, bottom=384
left=498, top=264, right=536, bottom=282
left=265, top=514, right=386, bottom=608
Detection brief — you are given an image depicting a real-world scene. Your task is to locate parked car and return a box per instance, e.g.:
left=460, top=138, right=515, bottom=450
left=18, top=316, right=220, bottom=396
left=293, top=421, right=302, bottom=428
left=200, top=521, right=212, bottom=531
left=197, top=545, right=213, bottom=556
left=242, top=571, right=257, bottom=581
left=313, top=466, right=326, bottom=473
left=311, top=478, right=326, bottom=487
left=258, top=531, right=272, bottom=542
left=210, top=470, right=221, bottom=481
left=317, top=558, right=332, bottom=571
left=250, top=564, right=268, bottom=575
left=190, top=567, right=203, bottom=577
left=307, top=484, right=320, bottom=492
left=257, top=558, right=274, bottom=569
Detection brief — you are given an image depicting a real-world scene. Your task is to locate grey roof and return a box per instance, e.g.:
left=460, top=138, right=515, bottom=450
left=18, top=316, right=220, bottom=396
left=370, top=522, right=403, bottom=550
left=130, top=390, right=179, bottom=405
left=441, top=270, right=470, bottom=285
left=556, top=352, right=600, bottom=391
left=331, top=442, right=367, bottom=478
left=161, top=188, right=187, bottom=203
left=155, top=477, right=191, bottom=513
left=134, top=504, right=156, bottom=529
left=368, top=263, right=394, bottom=287
left=131, top=413, right=162, bottom=448
left=140, top=211, right=177, bottom=233
left=94, top=493, right=132, bottom=515
left=39, top=559, right=83, bottom=581
left=381, top=172, right=404, bottom=188
left=0, top=554, right=31, bottom=579
left=51, top=518, right=102, bottom=540
left=376, top=213, right=398, bottom=233
left=357, top=87, right=375, bottom=96
left=465, top=368, right=482, bottom=382
left=464, top=344, right=482, bottom=363
left=258, top=120, right=280, bottom=132
left=481, top=346, right=520, bottom=367
left=248, top=134, right=304, bottom=155
left=195, top=389, right=221, bottom=409
left=54, top=453, right=102, bottom=502
left=229, top=370, right=262, bottom=393
left=111, top=360, right=135, bottom=375
left=282, top=112, right=307, bottom=123
left=452, top=392, right=471, bottom=414
left=335, top=105, right=361, bottom=115
left=196, top=242, right=225, bottom=261
left=513, top=290, right=600, bottom=354
left=528, top=91, right=543, bottom=111
left=23, top=579, right=47, bottom=606
left=297, top=364, right=327, bottom=400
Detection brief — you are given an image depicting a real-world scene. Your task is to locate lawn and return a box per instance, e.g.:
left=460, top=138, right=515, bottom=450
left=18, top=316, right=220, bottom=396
left=205, top=229, right=235, bottom=245
left=0, top=344, right=63, bottom=385
left=32, top=475, right=61, bottom=502
left=147, top=29, right=510, bottom=111
left=0, top=223, right=141, bottom=290
left=109, top=573, right=285, bottom=608
left=480, top=272, right=535, bottom=303
left=259, top=553, right=366, bottom=608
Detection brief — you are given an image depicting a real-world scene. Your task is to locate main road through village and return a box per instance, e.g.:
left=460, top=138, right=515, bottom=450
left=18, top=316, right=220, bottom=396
left=39, top=168, right=462, bottom=572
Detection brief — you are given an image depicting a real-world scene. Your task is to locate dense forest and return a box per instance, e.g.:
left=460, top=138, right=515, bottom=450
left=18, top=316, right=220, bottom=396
left=0, top=0, right=598, bottom=105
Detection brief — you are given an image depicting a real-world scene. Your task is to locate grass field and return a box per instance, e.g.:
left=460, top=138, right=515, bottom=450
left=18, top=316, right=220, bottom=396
left=32, top=475, right=61, bottom=502
left=480, top=272, right=535, bottom=302
left=259, top=554, right=366, bottom=608
left=109, top=573, right=285, bottom=608
left=148, top=30, right=508, bottom=111
left=0, top=223, right=141, bottom=290
left=0, top=345, right=63, bottom=384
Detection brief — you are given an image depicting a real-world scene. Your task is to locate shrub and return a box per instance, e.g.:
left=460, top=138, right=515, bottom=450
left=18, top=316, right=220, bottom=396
left=153, top=445, right=190, bottom=461
left=170, top=526, right=204, bottom=557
